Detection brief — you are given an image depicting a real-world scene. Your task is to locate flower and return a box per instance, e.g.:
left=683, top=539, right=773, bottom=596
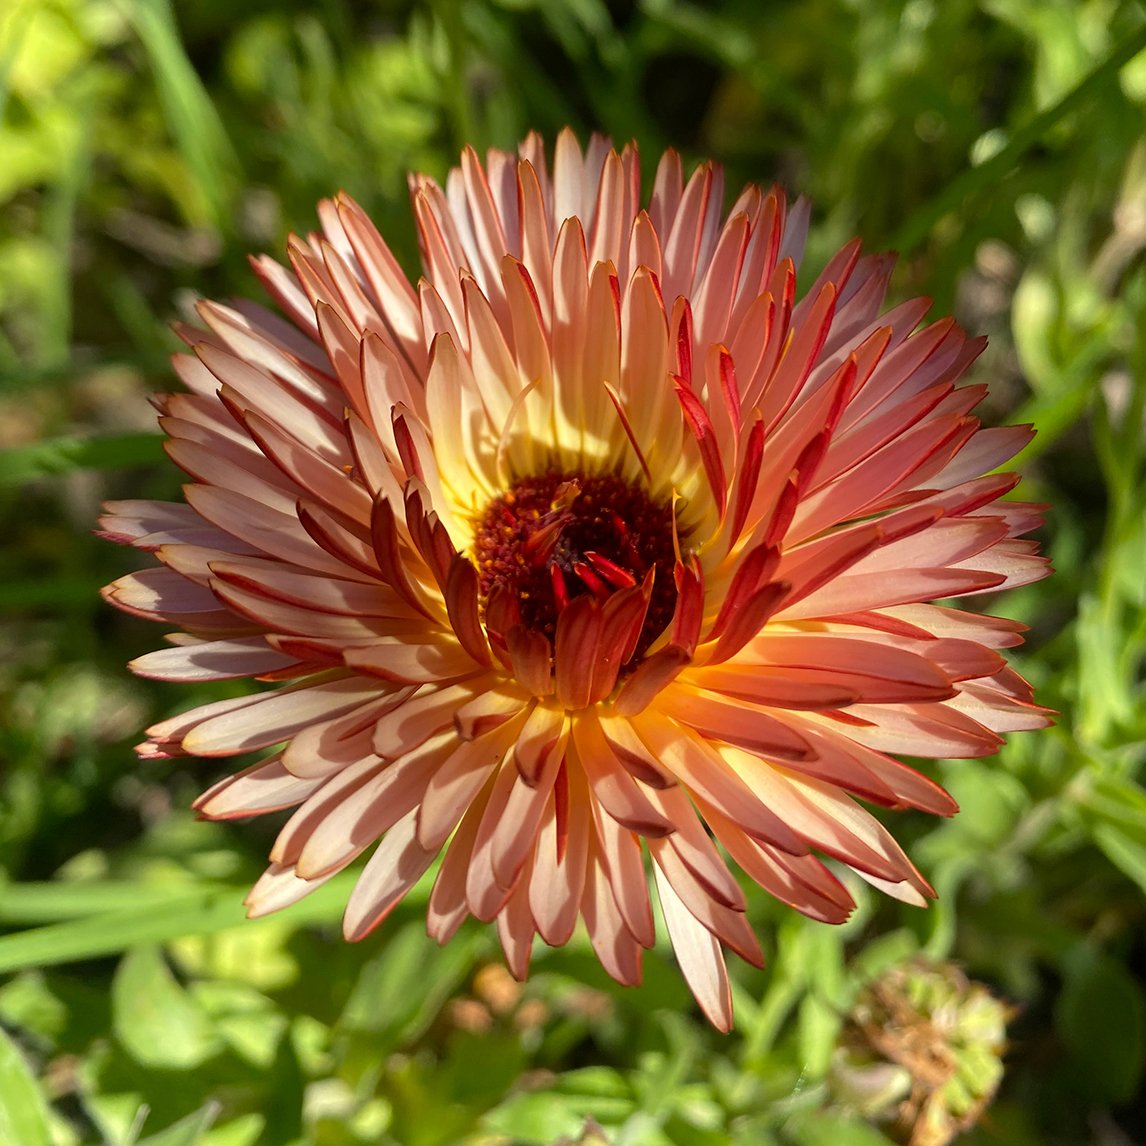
left=101, top=131, right=1049, bottom=1031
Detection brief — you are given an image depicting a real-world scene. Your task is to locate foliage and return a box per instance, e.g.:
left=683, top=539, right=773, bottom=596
left=1, top=0, right=1145, bottom=1142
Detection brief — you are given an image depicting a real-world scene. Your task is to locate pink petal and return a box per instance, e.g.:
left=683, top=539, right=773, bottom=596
left=183, top=675, right=386, bottom=756
left=582, top=848, right=643, bottom=987
left=131, top=637, right=298, bottom=682
left=194, top=755, right=321, bottom=820
left=653, top=864, right=733, bottom=1033
left=245, top=863, right=336, bottom=918
left=342, top=810, right=437, bottom=941
left=416, top=713, right=528, bottom=850
left=629, top=711, right=808, bottom=855
left=528, top=763, right=591, bottom=946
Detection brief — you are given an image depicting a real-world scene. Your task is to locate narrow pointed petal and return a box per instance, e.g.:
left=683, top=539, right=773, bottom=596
left=654, top=864, right=733, bottom=1033
left=343, top=810, right=438, bottom=941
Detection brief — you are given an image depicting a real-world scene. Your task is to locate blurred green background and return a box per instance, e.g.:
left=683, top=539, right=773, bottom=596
left=1, top=0, right=1145, bottom=1143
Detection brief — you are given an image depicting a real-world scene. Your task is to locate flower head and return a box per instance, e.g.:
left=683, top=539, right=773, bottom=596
left=102, top=131, right=1049, bottom=1030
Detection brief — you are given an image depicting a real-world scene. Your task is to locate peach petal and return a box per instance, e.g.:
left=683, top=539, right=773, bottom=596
left=570, top=711, right=674, bottom=837
left=465, top=761, right=526, bottom=920
left=245, top=862, right=337, bottom=918
left=416, top=712, right=528, bottom=851
left=490, top=740, right=565, bottom=890
left=284, top=692, right=412, bottom=778
left=587, top=799, right=655, bottom=949
left=653, top=864, right=733, bottom=1034
left=207, top=555, right=420, bottom=620
left=840, top=702, right=1004, bottom=758
left=130, top=637, right=298, bottom=682
left=426, top=821, right=483, bottom=946
left=270, top=752, right=392, bottom=868
left=208, top=577, right=412, bottom=641
left=335, top=193, right=426, bottom=371
left=185, top=485, right=360, bottom=579
left=344, top=637, right=482, bottom=684
left=496, top=874, right=537, bottom=982
left=529, top=764, right=591, bottom=946
left=164, top=434, right=297, bottom=510
left=294, top=734, right=453, bottom=880
left=194, top=755, right=321, bottom=820
left=183, top=675, right=383, bottom=757
left=643, top=784, right=745, bottom=911
left=343, top=810, right=438, bottom=941
left=647, top=839, right=763, bottom=967
left=197, top=300, right=341, bottom=415
left=722, top=746, right=933, bottom=893
left=512, top=703, right=568, bottom=786
left=654, top=683, right=815, bottom=760
left=582, top=848, right=643, bottom=987
left=630, top=711, right=808, bottom=855
left=703, top=804, right=854, bottom=924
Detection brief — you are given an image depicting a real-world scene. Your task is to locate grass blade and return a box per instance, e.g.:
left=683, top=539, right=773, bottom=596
left=0, top=876, right=354, bottom=974
left=0, top=432, right=165, bottom=483
left=892, top=22, right=1146, bottom=254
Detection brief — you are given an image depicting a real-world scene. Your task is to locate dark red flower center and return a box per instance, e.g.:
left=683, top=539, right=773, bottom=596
left=474, top=472, right=679, bottom=662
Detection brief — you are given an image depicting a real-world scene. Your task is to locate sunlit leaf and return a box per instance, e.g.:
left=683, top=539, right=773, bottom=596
left=135, top=1102, right=221, bottom=1146
left=112, top=945, right=218, bottom=1069
left=0, top=1024, right=51, bottom=1146
left=0, top=875, right=354, bottom=974
left=339, top=921, right=485, bottom=1048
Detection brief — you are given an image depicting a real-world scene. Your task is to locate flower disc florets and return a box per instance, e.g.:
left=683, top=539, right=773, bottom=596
left=474, top=471, right=679, bottom=663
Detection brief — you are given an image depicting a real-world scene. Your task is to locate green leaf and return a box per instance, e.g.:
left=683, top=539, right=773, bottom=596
left=1076, top=774, right=1146, bottom=894
left=261, top=1029, right=304, bottom=1146
left=339, top=921, right=483, bottom=1047
left=1092, top=824, right=1146, bottom=898
left=557, top=1066, right=631, bottom=1099
left=660, top=1109, right=736, bottom=1146
left=112, top=945, right=218, bottom=1069
left=440, top=1028, right=528, bottom=1108
left=782, top=1109, right=893, bottom=1146
left=797, top=992, right=842, bottom=1083
left=1077, top=773, right=1146, bottom=845
left=850, top=929, right=919, bottom=984
left=1011, top=268, right=1060, bottom=391
left=135, top=1103, right=221, bottom=1146
left=793, top=926, right=847, bottom=1079
left=0, top=576, right=108, bottom=610
left=0, top=880, right=178, bottom=925
left=1056, top=942, right=1146, bottom=1104
left=0, top=972, right=68, bottom=1043
left=0, top=432, right=165, bottom=483
left=190, top=981, right=284, bottom=1069
left=122, top=0, right=240, bottom=228
left=481, top=1085, right=633, bottom=1144
left=0, top=1024, right=52, bottom=1146
left=0, top=890, right=246, bottom=974
left=0, top=875, right=353, bottom=974
left=940, top=762, right=1028, bottom=847
left=634, top=1012, right=701, bottom=1117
